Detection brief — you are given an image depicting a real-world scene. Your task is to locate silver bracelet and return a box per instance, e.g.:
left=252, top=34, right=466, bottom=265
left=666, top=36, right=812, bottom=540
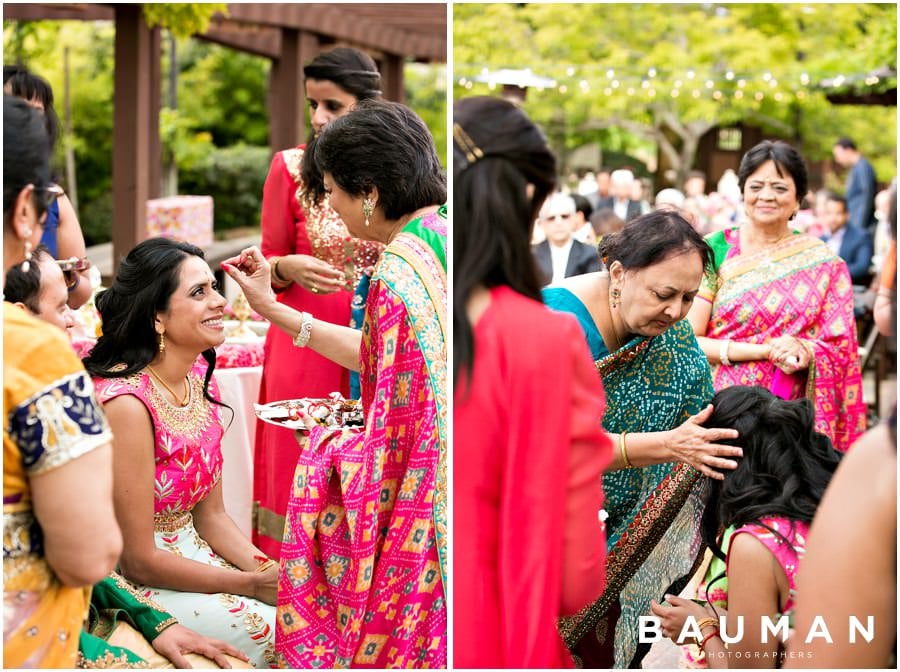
left=719, top=338, right=732, bottom=366
left=292, top=312, right=313, bottom=348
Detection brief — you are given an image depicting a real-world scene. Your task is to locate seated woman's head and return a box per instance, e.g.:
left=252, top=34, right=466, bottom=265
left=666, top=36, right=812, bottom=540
left=84, top=238, right=226, bottom=378
left=700, top=385, right=842, bottom=555
left=313, top=99, right=445, bottom=237
left=4, top=244, right=74, bottom=333
left=598, top=209, right=712, bottom=337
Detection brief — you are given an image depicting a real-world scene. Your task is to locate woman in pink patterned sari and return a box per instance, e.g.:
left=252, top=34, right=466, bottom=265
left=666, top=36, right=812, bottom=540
left=224, top=100, right=447, bottom=668
left=689, top=140, right=866, bottom=452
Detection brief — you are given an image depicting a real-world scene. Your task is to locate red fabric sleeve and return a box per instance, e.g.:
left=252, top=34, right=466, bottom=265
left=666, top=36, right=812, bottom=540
left=260, top=150, right=305, bottom=260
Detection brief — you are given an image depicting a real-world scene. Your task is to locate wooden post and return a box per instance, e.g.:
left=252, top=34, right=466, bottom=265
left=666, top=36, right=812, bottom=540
left=112, top=5, right=160, bottom=273
left=381, top=53, right=404, bottom=103
left=268, top=28, right=318, bottom=155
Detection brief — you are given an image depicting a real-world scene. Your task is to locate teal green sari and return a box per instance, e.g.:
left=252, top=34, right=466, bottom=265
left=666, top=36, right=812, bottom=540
left=544, top=287, right=714, bottom=668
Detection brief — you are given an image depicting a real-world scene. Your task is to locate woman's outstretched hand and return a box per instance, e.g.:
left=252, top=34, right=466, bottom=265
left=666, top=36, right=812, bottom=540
left=664, top=404, right=742, bottom=480
left=222, top=247, right=277, bottom=317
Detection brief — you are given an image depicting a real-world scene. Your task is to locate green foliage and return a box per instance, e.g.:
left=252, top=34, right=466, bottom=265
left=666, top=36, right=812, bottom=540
left=175, top=40, right=270, bottom=147
left=159, top=107, right=215, bottom=170
left=455, top=3, right=897, bottom=183
left=142, top=4, right=227, bottom=40
left=405, top=62, right=448, bottom=169
left=6, top=9, right=448, bottom=245
left=178, top=144, right=271, bottom=233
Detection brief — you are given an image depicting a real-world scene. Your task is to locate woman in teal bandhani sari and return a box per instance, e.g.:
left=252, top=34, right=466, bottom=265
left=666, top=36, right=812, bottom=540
left=544, top=211, right=742, bottom=668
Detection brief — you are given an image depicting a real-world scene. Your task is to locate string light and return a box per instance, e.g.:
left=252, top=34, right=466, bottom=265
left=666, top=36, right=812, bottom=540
left=457, top=64, right=893, bottom=105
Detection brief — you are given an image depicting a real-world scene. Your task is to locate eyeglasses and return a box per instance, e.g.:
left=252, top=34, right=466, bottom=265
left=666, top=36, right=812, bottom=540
left=32, top=184, right=64, bottom=216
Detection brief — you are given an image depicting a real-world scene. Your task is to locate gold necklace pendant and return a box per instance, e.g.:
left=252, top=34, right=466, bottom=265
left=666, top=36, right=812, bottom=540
left=147, top=366, right=190, bottom=406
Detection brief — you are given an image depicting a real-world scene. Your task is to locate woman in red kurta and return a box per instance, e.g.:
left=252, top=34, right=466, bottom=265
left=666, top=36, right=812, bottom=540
left=453, top=97, right=613, bottom=668
left=255, top=48, right=383, bottom=557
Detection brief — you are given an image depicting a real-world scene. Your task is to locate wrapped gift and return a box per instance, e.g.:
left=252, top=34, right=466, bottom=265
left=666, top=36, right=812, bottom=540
left=146, top=195, right=213, bottom=247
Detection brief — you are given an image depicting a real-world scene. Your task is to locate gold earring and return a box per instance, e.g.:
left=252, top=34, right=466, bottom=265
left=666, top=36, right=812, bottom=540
left=610, top=288, right=621, bottom=310
left=21, top=229, right=33, bottom=273
left=158, top=332, right=166, bottom=353
left=362, top=197, right=375, bottom=227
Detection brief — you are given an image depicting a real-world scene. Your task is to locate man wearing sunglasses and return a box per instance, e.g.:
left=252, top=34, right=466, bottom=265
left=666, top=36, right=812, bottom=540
left=533, top=191, right=603, bottom=286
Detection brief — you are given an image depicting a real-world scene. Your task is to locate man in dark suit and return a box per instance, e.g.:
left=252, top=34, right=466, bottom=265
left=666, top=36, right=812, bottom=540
left=821, top=193, right=874, bottom=285
left=594, top=168, right=642, bottom=222
left=833, top=137, right=877, bottom=234
left=532, top=192, right=602, bottom=286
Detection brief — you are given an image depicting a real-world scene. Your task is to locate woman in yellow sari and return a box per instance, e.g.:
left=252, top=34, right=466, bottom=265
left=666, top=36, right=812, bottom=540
left=3, top=95, right=121, bottom=667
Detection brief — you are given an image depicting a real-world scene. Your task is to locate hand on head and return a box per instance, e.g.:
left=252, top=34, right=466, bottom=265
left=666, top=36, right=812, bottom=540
left=667, top=404, right=742, bottom=480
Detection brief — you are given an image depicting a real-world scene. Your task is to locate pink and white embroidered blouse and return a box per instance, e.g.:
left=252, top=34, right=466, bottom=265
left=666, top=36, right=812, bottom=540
left=93, top=359, right=224, bottom=516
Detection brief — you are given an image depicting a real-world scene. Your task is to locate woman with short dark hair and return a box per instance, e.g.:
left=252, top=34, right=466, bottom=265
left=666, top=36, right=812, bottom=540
left=543, top=209, right=741, bottom=668
left=253, top=47, right=385, bottom=558
left=688, top=140, right=866, bottom=452
left=224, top=99, right=447, bottom=668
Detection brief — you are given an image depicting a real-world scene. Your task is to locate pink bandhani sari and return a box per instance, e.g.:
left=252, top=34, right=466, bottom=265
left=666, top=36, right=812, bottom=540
left=699, top=228, right=866, bottom=452
left=275, top=210, right=447, bottom=668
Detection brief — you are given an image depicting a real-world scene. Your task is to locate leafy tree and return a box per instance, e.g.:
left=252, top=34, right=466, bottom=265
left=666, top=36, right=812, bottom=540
left=142, top=4, right=227, bottom=40
left=406, top=62, right=448, bottom=169
left=455, top=3, right=897, bottom=186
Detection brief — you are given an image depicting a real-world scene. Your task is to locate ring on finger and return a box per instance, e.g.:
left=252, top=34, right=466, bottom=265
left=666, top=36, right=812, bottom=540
left=311, top=284, right=319, bottom=294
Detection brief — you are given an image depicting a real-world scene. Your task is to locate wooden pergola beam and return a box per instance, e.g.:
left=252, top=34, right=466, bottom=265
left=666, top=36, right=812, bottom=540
left=220, top=4, right=445, bottom=61
left=198, top=25, right=282, bottom=60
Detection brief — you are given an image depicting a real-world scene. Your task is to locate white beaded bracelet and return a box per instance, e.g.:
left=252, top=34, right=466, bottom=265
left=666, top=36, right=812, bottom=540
left=293, top=312, right=313, bottom=348
left=719, top=339, right=732, bottom=366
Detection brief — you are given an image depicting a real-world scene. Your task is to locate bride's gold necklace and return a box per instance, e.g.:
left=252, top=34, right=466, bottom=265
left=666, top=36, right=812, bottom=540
left=147, top=366, right=190, bottom=407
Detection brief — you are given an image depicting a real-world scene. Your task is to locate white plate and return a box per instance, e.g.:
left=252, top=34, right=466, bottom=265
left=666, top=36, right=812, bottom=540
left=253, top=397, right=363, bottom=431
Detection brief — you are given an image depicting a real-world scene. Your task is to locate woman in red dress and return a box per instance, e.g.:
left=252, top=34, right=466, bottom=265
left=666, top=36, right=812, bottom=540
left=254, top=48, right=383, bottom=557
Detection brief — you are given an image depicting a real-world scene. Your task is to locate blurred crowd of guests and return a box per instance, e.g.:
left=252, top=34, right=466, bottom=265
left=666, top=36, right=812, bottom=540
left=536, top=145, right=895, bottom=333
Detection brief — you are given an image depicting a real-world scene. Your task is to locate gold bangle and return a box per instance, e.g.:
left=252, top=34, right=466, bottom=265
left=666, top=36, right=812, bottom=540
left=696, top=617, right=719, bottom=633
left=272, top=257, right=290, bottom=284
left=254, top=559, right=278, bottom=573
left=619, top=431, right=632, bottom=469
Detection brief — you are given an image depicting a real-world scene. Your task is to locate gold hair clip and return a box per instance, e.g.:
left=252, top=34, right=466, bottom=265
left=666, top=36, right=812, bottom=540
left=453, top=122, right=485, bottom=165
